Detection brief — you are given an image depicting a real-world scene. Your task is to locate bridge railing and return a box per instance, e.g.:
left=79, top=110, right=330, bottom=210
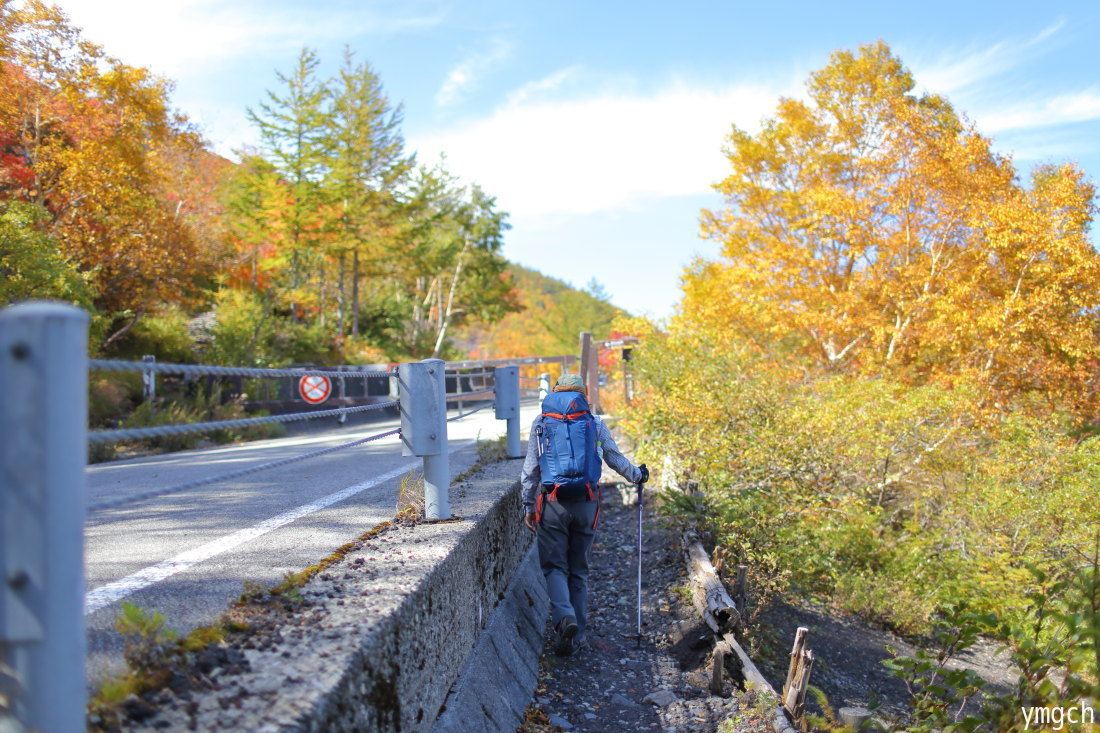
left=0, top=301, right=573, bottom=733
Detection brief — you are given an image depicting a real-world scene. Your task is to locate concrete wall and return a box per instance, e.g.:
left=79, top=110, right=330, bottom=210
left=124, top=459, right=546, bottom=732
left=304, top=470, right=537, bottom=732
left=433, top=540, right=548, bottom=733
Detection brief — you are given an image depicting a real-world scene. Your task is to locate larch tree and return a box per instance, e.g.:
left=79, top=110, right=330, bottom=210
left=246, top=47, right=332, bottom=314
left=326, top=48, right=412, bottom=337
left=395, top=163, right=516, bottom=358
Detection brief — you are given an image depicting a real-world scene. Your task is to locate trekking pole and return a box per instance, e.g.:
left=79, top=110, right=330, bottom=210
left=636, top=479, right=644, bottom=647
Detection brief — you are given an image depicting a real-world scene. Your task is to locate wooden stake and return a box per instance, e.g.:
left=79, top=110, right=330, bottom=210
left=734, top=564, right=748, bottom=618
left=782, top=626, right=807, bottom=703
left=782, top=627, right=814, bottom=729
left=710, top=643, right=726, bottom=695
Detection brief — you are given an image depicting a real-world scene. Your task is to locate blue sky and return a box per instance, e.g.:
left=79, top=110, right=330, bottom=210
left=57, top=1, right=1100, bottom=320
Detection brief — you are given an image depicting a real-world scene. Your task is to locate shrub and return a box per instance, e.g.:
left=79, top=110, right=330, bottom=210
left=626, top=331, right=1100, bottom=635
left=119, top=392, right=284, bottom=453
left=104, top=305, right=196, bottom=363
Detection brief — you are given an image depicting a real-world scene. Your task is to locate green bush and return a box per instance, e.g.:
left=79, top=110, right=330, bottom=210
left=106, top=305, right=196, bottom=363
left=120, top=392, right=285, bottom=453
left=882, top=558, right=1100, bottom=731
left=207, top=288, right=278, bottom=366
left=626, top=332, right=1100, bottom=635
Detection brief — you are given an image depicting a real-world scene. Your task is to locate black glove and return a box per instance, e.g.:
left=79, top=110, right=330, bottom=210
left=637, top=463, right=649, bottom=485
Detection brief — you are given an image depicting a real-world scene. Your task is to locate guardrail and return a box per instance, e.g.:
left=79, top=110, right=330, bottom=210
left=0, top=301, right=565, bottom=733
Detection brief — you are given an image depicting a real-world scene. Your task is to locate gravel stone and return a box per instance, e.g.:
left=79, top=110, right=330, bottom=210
left=644, top=690, right=678, bottom=707
left=548, top=713, right=574, bottom=730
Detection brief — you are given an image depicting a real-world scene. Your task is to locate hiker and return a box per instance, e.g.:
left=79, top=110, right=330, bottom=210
left=521, top=373, right=648, bottom=656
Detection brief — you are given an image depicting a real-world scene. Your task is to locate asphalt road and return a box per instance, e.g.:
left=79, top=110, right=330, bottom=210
left=83, top=399, right=541, bottom=687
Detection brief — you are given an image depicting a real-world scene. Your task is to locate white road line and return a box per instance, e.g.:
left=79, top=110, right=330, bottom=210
left=84, top=461, right=420, bottom=615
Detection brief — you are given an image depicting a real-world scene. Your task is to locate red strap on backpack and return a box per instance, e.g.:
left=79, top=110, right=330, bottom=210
left=542, top=411, right=588, bottom=420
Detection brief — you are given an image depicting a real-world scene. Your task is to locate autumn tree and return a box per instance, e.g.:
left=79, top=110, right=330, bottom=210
left=392, top=162, right=516, bottom=358
left=689, top=41, right=1100, bottom=407
left=0, top=0, right=223, bottom=347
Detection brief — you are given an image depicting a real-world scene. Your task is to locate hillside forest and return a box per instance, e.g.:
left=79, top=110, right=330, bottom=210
left=0, top=1, right=622, bottom=370
left=622, top=42, right=1100, bottom=730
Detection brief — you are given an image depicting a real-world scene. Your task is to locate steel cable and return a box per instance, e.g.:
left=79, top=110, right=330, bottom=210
left=446, top=403, right=494, bottom=422
left=89, top=400, right=400, bottom=444
left=87, top=427, right=403, bottom=513
left=90, top=359, right=396, bottom=380
left=445, top=369, right=495, bottom=378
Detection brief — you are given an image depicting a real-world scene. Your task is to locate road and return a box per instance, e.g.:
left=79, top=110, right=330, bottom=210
left=83, top=399, right=541, bottom=686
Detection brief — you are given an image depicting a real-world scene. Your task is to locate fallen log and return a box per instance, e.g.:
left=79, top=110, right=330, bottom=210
left=720, top=633, right=799, bottom=733
left=684, top=536, right=741, bottom=633
left=680, top=533, right=797, bottom=733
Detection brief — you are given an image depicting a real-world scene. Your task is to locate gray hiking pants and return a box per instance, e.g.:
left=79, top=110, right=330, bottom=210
left=536, top=492, right=601, bottom=638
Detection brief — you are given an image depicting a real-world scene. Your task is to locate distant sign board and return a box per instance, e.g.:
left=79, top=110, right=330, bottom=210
left=298, top=375, right=332, bottom=404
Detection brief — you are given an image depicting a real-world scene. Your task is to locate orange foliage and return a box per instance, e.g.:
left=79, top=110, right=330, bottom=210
left=0, top=1, right=226, bottom=344
left=689, top=41, right=1100, bottom=410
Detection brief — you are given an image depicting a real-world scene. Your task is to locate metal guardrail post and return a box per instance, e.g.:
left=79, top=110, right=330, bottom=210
left=142, top=354, right=156, bottom=401
left=455, top=370, right=464, bottom=413
left=398, top=358, right=450, bottom=520
left=494, top=366, right=521, bottom=458
left=0, top=302, right=88, bottom=733
left=337, top=375, right=347, bottom=424
left=538, top=372, right=550, bottom=402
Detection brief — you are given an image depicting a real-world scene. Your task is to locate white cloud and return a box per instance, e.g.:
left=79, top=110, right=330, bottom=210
left=435, top=39, right=512, bottom=107
left=911, top=20, right=1064, bottom=94
left=975, top=89, right=1100, bottom=133
left=414, top=80, right=786, bottom=219
left=505, top=66, right=582, bottom=106
left=54, top=0, right=444, bottom=80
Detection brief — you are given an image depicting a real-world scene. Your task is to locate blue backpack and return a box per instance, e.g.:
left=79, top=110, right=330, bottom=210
left=537, top=390, right=602, bottom=501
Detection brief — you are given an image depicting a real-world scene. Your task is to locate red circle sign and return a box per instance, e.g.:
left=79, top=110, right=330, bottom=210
left=298, top=375, right=332, bottom=404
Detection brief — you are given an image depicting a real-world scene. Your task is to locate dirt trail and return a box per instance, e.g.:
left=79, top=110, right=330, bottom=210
left=521, top=485, right=773, bottom=733
left=518, top=480, right=1017, bottom=733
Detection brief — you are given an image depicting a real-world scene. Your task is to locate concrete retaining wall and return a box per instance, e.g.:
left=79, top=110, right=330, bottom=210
left=126, top=458, right=546, bottom=732
left=433, top=540, right=549, bottom=733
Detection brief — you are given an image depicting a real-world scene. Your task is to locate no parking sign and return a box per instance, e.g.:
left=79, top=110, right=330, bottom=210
left=298, top=375, right=332, bottom=404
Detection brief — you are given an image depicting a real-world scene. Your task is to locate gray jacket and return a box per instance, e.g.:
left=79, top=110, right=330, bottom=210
left=520, top=413, right=643, bottom=512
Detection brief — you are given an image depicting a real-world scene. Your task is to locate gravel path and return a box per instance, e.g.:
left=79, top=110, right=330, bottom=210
left=521, top=485, right=774, bottom=733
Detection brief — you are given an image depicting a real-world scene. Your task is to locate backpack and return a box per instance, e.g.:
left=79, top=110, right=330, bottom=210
left=536, top=390, right=602, bottom=501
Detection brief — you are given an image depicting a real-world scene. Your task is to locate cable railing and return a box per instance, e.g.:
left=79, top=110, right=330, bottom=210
left=87, top=400, right=400, bottom=445
left=82, top=363, right=514, bottom=514
left=88, top=358, right=397, bottom=380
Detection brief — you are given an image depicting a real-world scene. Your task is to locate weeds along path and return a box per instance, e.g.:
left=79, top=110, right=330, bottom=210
left=522, top=484, right=772, bottom=733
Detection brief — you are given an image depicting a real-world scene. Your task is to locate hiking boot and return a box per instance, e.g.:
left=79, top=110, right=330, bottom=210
left=554, top=615, right=578, bottom=656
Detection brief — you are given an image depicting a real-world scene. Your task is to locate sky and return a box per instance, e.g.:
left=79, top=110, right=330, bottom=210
left=53, top=0, right=1100, bottom=321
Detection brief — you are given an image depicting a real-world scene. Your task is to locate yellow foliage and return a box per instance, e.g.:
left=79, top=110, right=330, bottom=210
left=689, top=41, right=1100, bottom=412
